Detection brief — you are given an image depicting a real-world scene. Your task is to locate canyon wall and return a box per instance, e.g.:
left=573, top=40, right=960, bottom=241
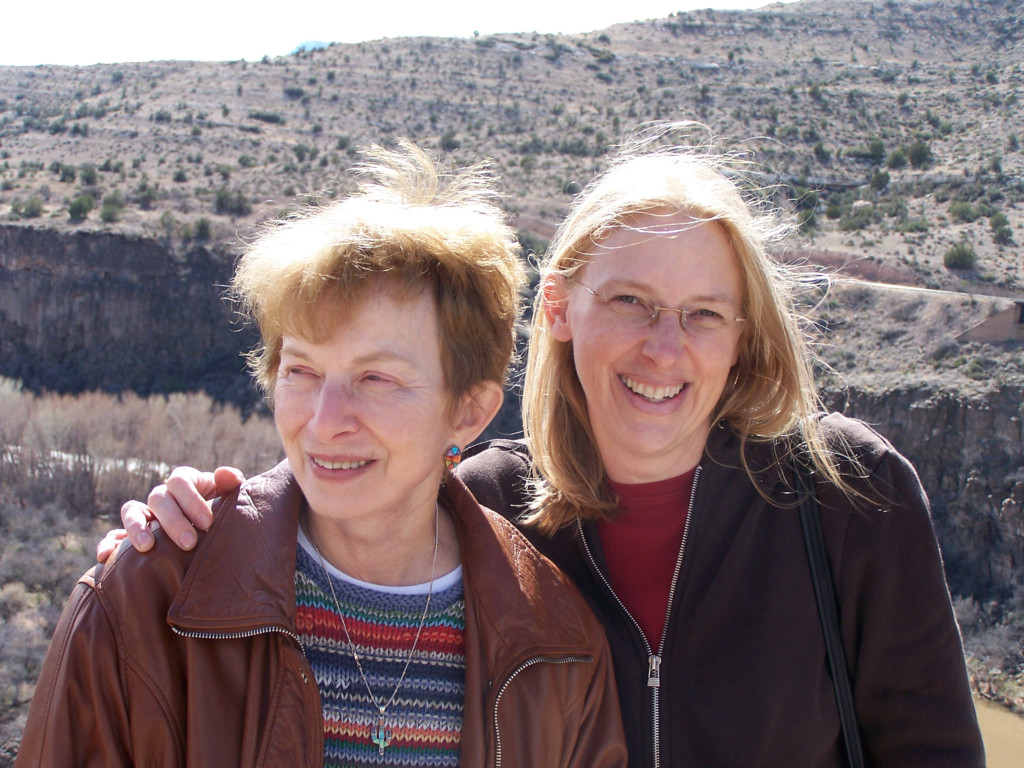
left=835, top=387, right=1024, bottom=602
left=0, top=224, right=258, bottom=404
left=2, top=223, right=1021, bottom=599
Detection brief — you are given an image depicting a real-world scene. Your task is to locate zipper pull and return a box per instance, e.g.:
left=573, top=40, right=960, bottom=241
left=647, top=654, right=661, bottom=687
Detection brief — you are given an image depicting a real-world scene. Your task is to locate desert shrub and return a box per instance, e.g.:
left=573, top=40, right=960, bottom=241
left=440, top=129, right=460, bottom=152
left=870, top=170, right=890, bottom=191
left=283, top=86, right=305, bottom=100
left=949, top=201, right=980, bottom=223
left=991, top=213, right=1013, bottom=244
left=838, top=203, right=878, bottom=231
left=67, top=194, right=93, bottom=220
left=159, top=210, right=176, bottom=238
left=78, top=164, right=97, bottom=186
left=21, top=197, right=43, bottom=219
left=134, top=181, right=158, bottom=210
left=989, top=211, right=1009, bottom=230
left=867, top=137, right=885, bottom=163
left=908, top=140, right=933, bottom=169
left=248, top=110, right=284, bottom=125
left=886, top=148, right=907, bottom=169
left=193, top=217, right=212, bottom=240
left=992, top=227, right=1013, bottom=245
left=797, top=208, right=816, bottom=233
left=898, top=218, right=929, bottom=233
left=214, top=186, right=251, bottom=216
left=172, top=169, right=187, bottom=183
left=943, top=241, right=977, bottom=270
left=99, top=197, right=123, bottom=223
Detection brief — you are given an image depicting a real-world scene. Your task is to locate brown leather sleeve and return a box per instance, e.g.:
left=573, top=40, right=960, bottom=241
left=15, top=576, right=137, bottom=767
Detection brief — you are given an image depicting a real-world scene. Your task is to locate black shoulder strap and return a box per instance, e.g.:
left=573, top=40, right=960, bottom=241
left=795, top=458, right=866, bottom=768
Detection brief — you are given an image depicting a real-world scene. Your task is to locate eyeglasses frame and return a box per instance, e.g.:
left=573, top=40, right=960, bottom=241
left=575, top=279, right=747, bottom=333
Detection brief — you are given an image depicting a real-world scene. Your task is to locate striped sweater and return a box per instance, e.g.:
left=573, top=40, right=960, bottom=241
left=293, top=538, right=466, bottom=767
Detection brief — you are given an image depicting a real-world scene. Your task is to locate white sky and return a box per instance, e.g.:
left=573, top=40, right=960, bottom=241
left=6, top=0, right=797, bottom=67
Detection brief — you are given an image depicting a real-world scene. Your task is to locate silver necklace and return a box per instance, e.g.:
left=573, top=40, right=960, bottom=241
left=310, top=503, right=440, bottom=756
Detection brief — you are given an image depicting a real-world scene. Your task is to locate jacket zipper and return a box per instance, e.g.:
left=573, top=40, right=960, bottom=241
left=172, top=624, right=303, bottom=645
left=577, top=465, right=701, bottom=768
left=492, top=654, right=595, bottom=768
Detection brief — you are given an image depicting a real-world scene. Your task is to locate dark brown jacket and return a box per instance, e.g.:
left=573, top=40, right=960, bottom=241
left=16, top=463, right=627, bottom=768
left=459, top=414, right=985, bottom=768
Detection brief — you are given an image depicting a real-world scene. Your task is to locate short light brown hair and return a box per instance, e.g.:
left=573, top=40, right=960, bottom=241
left=231, top=141, right=526, bottom=410
left=523, top=123, right=837, bottom=531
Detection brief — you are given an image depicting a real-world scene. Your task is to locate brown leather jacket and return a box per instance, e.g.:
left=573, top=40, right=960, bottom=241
left=16, top=463, right=627, bottom=768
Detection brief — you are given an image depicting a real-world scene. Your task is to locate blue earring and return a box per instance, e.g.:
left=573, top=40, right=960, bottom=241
left=444, top=445, right=462, bottom=470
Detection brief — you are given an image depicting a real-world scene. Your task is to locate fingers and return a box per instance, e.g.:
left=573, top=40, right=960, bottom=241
left=96, top=528, right=129, bottom=563
left=121, top=500, right=157, bottom=552
left=118, top=466, right=247, bottom=554
left=212, top=466, right=245, bottom=495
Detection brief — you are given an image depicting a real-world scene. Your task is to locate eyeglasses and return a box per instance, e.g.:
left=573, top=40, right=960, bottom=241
left=576, top=280, right=746, bottom=337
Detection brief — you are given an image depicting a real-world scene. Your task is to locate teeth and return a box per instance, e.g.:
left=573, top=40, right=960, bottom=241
left=312, top=457, right=369, bottom=470
left=622, top=375, right=684, bottom=403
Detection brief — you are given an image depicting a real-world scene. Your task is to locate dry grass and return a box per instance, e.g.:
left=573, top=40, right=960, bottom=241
left=0, top=378, right=282, bottom=750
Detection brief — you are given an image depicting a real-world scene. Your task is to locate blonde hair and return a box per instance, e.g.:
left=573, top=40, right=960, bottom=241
left=232, top=140, right=526, bottom=410
left=523, top=123, right=846, bottom=531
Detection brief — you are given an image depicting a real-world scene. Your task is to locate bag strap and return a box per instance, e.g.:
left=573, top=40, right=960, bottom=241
left=794, top=456, right=866, bottom=768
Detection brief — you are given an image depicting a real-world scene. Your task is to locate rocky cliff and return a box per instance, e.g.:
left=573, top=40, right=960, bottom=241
left=1, top=222, right=1021, bottom=601
left=0, top=223, right=258, bottom=404
left=833, top=386, right=1023, bottom=602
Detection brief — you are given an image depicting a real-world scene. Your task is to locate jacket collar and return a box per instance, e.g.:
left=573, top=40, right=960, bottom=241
left=448, top=474, right=600, bottom=662
left=167, top=461, right=303, bottom=634
left=169, top=461, right=597, bottom=662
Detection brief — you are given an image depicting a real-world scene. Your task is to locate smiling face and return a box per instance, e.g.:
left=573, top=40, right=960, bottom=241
left=546, top=212, right=746, bottom=483
left=273, top=282, right=492, bottom=531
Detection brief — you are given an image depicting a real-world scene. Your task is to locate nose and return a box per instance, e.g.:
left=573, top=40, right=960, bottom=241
left=309, top=381, right=360, bottom=440
left=641, top=310, right=688, bottom=363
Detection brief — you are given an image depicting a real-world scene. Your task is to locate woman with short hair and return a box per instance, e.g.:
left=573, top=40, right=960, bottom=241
left=16, top=142, right=627, bottom=768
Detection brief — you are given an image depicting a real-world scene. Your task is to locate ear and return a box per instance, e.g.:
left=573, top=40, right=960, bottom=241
left=541, top=274, right=574, bottom=343
left=451, top=380, right=504, bottom=448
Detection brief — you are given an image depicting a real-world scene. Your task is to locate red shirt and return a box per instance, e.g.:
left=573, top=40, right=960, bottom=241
left=597, top=468, right=696, bottom=649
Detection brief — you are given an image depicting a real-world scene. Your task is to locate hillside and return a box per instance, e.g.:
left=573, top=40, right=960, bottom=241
left=1, top=0, right=1022, bottom=292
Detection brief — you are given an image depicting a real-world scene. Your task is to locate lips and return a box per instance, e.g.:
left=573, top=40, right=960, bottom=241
left=311, top=457, right=370, bottom=470
left=621, top=375, right=685, bottom=403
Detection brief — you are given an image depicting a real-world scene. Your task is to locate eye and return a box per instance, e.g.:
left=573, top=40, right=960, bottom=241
left=694, top=307, right=724, bottom=319
left=610, top=294, right=655, bottom=317
left=360, top=371, right=400, bottom=387
left=684, top=307, right=727, bottom=328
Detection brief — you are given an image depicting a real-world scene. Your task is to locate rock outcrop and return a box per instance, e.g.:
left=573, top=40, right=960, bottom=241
left=833, top=387, right=1024, bottom=602
left=0, top=223, right=258, bottom=405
